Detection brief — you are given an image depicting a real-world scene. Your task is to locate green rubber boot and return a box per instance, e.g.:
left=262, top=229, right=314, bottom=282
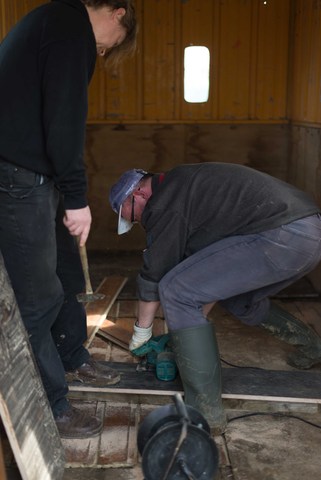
left=170, top=322, right=226, bottom=434
left=260, top=302, right=321, bottom=369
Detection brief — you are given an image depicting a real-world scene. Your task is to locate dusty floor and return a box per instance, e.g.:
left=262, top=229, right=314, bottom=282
left=3, top=251, right=321, bottom=480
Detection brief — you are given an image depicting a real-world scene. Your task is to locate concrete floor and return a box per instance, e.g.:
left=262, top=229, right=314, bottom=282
left=3, top=251, right=321, bottom=480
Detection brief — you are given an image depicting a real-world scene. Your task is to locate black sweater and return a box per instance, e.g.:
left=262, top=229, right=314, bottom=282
left=137, top=163, right=320, bottom=301
left=0, top=0, right=96, bottom=208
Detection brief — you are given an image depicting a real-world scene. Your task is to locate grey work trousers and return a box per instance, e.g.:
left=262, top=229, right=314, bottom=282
left=159, top=214, right=321, bottom=330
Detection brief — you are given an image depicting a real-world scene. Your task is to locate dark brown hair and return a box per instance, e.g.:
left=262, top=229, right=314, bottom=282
left=81, top=0, right=137, bottom=66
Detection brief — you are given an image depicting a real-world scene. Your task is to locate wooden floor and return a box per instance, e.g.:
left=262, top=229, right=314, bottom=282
left=62, top=300, right=321, bottom=480
left=3, top=252, right=321, bottom=480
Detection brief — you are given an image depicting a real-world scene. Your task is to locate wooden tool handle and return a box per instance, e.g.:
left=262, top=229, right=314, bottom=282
left=78, top=242, right=94, bottom=295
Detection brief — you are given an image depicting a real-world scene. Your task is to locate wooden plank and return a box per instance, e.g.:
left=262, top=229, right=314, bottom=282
left=84, top=276, right=127, bottom=348
left=222, top=367, right=321, bottom=404
left=0, top=253, right=65, bottom=480
left=97, top=316, right=167, bottom=349
left=69, top=361, right=183, bottom=396
left=0, top=436, right=7, bottom=480
left=68, top=362, right=321, bottom=404
left=98, top=319, right=132, bottom=350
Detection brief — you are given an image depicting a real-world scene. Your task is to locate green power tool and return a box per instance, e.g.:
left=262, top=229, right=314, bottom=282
left=132, top=334, right=178, bottom=382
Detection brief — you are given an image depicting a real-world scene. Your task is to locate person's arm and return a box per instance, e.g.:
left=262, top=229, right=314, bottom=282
left=41, top=35, right=94, bottom=205
left=129, top=300, right=160, bottom=351
left=39, top=7, right=96, bottom=209
left=137, top=300, right=160, bottom=327
left=40, top=24, right=96, bottom=243
left=130, top=210, right=188, bottom=351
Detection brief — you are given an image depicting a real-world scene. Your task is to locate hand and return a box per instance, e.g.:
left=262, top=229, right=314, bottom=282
left=63, top=206, right=92, bottom=246
left=129, top=322, right=153, bottom=351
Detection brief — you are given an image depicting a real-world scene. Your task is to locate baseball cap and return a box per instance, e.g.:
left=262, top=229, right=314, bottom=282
left=109, top=169, right=147, bottom=234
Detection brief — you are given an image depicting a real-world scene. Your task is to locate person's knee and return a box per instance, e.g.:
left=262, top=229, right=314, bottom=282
left=220, top=297, right=269, bottom=326
left=159, top=272, right=206, bottom=329
left=159, top=272, right=183, bottom=306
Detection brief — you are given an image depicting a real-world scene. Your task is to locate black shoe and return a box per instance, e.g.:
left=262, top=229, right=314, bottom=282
left=55, top=406, right=103, bottom=439
left=66, top=358, right=121, bottom=387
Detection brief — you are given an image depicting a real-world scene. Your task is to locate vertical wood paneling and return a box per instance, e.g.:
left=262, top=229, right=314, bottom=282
left=174, top=0, right=183, bottom=120
left=2, top=0, right=319, bottom=124
left=0, top=0, right=46, bottom=41
left=141, top=0, right=176, bottom=120
left=218, top=0, right=253, bottom=120
left=0, top=0, right=43, bottom=69
left=88, top=0, right=143, bottom=121
left=0, top=2, right=5, bottom=40
left=249, top=1, right=259, bottom=119
left=290, top=0, right=321, bottom=124
left=294, top=1, right=311, bottom=120
left=305, top=3, right=321, bottom=123
left=104, top=0, right=143, bottom=121
left=211, top=1, right=222, bottom=120
left=255, top=0, right=290, bottom=120
left=88, top=58, right=107, bottom=120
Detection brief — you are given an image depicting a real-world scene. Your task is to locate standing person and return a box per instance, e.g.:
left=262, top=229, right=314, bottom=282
left=0, top=0, right=137, bottom=438
left=109, top=163, right=321, bottom=433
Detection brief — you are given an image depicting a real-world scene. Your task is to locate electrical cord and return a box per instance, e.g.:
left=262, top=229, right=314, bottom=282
left=220, top=357, right=266, bottom=370
left=220, top=357, right=321, bottom=431
left=227, top=411, right=321, bottom=430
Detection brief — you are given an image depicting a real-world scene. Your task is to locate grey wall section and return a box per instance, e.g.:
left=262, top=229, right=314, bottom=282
left=85, top=123, right=290, bottom=252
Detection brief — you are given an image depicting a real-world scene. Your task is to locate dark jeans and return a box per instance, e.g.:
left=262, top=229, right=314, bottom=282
left=0, top=159, right=89, bottom=415
left=159, top=214, right=321, bottom=330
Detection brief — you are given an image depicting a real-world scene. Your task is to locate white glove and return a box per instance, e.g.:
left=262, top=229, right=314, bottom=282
left=129, top=322, right=153, bottom=351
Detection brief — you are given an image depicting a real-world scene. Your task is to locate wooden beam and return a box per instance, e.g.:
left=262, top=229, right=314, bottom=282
left=69, top=361, right=183, bottom=396
left=68, top=362, right=321, bottom=405
left=0, top=436, right=7, bottom=480
left=85, top=276, right=127, bottom=348
left=222, top=366, right=321, bottom=403
left=97, top=319, right=132, bottom=350
left=0, top=253, right=65, bottom=480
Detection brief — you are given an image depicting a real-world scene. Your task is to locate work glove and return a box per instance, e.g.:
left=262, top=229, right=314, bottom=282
left=129, top=322, right=153, bottom=351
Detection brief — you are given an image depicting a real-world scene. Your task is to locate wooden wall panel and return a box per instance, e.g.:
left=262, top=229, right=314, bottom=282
left=141, top=0, right=176, bottom=120
left=289, top=126, right=321, bottom=197
left=290, top=0, right=321, bottom=124
left=85, top=123, right=290, bottom=251
left=0, top=0, right=292, bottom=124
left=216, top=0, right=290, bottom=121
left=0, top=0, right=41, bottom=39
left=255, top=0, right=290, bottom=120
left=1, top=0, right=318, bottom=127
left=103, top=0, right=143, bottom=121
left=218, top=0, right=253, bottom=120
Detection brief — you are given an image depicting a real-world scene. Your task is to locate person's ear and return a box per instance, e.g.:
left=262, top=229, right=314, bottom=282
left=112, top=8, right=126, bottom=21
left=133, top=186, right=149, bottom=200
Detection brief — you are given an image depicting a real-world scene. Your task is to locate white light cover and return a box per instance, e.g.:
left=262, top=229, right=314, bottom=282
left=184, top=46, right=210, bottom=103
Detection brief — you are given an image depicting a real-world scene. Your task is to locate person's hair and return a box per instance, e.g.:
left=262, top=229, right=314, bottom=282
left=81, top=1, right=137, bottom=66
